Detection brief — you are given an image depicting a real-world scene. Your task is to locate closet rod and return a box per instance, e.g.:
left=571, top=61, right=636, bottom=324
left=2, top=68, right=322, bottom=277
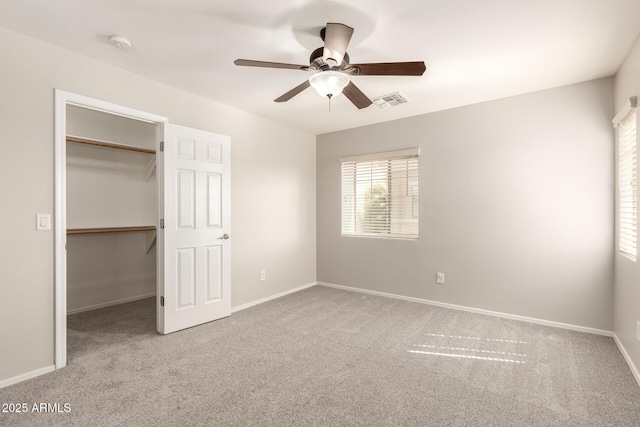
left=66, top=136, right=156, bottom=155
left=67, top=226, right=156, bottom=235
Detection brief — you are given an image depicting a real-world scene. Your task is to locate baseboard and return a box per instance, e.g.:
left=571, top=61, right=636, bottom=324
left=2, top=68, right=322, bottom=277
left=0, top=365, right=55, bottom=389
left=613, top=333, right=640, bottom=387
left=231, top=282, right=318, bottom=313
left=67, top=292, right=156, bottom=315
left=318, top=282, right=613, bottom=337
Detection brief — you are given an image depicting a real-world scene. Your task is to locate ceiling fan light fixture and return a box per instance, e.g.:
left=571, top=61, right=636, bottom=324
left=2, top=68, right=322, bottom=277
left=309, top=71, right=350, bottom=98
left=234, top=22, right=424, bottom=109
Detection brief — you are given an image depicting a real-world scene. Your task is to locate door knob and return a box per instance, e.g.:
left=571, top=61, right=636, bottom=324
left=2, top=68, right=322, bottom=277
left=217, top=233, right=230, bottom=240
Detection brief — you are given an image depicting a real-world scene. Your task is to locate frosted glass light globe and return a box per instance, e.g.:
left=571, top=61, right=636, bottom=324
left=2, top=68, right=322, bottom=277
left=309, top=71, right=350, bottom=98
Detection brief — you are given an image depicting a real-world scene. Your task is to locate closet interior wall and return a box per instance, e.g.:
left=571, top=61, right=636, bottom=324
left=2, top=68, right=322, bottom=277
left=66, top=105, right=157, bottom=314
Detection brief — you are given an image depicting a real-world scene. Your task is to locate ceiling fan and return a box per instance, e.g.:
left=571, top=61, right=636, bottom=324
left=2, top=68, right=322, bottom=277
left=234, top=23, right=426, bottom=109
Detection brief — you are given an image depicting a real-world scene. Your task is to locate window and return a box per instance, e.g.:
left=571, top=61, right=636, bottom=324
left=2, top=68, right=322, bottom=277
left=341, top=148, right=419, bottom=239
left=614, top=97, right=637, bottom=261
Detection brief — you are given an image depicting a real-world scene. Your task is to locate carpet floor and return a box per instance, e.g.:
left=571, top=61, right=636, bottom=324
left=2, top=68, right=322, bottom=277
left=1, top=285, right=639, bottom=426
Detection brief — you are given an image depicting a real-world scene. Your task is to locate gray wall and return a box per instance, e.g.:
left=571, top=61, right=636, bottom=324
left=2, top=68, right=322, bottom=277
left=317, top=78, right=614, bottom=331
left=0, top=26, right=316, bottom=384
left=613, top=33, right=640, bottom=376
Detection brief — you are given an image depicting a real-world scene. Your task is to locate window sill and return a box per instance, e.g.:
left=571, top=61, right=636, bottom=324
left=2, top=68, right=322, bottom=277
left=341, top=233, right=419, bottom=241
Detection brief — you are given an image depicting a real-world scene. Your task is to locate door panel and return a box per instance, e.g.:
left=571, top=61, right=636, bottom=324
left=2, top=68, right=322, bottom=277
left=206, top=173, right=222, bottom=228
left=177, top=137, right=196, bottom=159
left=176, top=247, right=196, bottom=309
left=159, top=123, right=230, bottom=334
left=205, top=245, right=223, bottom=302
left=177, top=169, right=196, bottom=228
left=206, top=143, right=222, bottom=163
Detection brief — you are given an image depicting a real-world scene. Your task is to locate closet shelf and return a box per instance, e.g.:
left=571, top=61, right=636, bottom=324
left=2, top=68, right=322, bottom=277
left=67, top=226, right=156, bottom=235
left=66, top=135, right=156, bottom=155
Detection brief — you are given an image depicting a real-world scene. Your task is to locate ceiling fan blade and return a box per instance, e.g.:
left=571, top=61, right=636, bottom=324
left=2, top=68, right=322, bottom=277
left=323, top=23, right=354, bottom=65
left=274, top=80, right=311, bottom=102
left=342, top=81, right=372, bottom=109
left=234, top=59, right=308, bottom=71
left=347, top=62, right=426, bottom=76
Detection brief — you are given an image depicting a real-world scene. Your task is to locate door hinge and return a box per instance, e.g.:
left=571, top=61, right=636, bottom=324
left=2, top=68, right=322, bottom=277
left=160, top=296, right=164, bottom=307
left=160, top=141, right=164, bottom=152
left=160, top=219, right=164, bottom=229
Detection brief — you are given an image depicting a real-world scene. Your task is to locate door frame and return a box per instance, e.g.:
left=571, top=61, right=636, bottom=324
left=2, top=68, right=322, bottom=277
left=54, top=90, right=167, bottom=369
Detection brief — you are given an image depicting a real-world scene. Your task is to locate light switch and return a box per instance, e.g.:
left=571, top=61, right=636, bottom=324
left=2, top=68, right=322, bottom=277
left=36, top=214, right=51, bottom=231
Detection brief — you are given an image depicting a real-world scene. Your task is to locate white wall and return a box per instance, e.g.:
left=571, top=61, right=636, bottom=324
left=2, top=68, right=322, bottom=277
left=0, top=26, right=316, bottom=384
left=613, top=33, right=640, bottom=377
left=66, top=106, right=157, bottom=312
left=67, top=105, right=157, bottom=150
left=317, top=78, right=614, bottom=331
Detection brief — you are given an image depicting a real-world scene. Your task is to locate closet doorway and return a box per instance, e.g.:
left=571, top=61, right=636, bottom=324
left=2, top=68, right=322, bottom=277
left=66, top=104, right=158, bottom=316
left=54, top=91, right=232, bottom=370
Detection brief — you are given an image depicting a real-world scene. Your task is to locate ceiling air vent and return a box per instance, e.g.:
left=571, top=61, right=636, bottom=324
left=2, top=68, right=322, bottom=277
left=371, top=92, right=410, bottom=108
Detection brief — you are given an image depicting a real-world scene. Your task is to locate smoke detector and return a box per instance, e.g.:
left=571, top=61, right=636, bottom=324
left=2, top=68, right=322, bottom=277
left=109, top=36, right=132, bottom=51
left=371, top=92, right=410, bottom=108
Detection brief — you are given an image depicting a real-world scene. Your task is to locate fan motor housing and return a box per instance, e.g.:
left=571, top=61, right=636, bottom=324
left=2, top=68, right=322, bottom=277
left=309, top=47, right=350, bottom=70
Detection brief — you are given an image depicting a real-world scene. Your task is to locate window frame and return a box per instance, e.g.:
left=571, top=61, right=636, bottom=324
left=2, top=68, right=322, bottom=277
left=340, top=148, right=420, bottom=240
left=614, top=97, right=637, bottom=262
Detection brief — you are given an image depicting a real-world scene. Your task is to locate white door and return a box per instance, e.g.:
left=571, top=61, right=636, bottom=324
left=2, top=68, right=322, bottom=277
left=158, top=123, right=231, bottom=334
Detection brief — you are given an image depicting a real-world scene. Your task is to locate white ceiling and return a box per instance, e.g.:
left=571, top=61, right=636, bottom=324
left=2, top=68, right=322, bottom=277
left=1, top=0, right=639, bottom=135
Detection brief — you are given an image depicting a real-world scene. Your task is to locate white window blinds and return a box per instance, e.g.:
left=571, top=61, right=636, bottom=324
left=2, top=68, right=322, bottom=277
left=341, top=149, right=419, bottom=239
left=615, top=98, right=637, bottom=261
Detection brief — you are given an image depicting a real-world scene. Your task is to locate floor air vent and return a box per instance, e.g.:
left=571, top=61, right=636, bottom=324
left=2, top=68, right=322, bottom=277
left=371, top=92, right=410, bottom=108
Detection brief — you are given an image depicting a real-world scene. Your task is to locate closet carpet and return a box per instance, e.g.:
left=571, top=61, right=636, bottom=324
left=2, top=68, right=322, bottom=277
left=1, top=286, right=639, bottom=426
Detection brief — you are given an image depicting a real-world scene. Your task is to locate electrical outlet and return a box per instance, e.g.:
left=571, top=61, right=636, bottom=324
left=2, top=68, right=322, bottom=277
left=436, top=272, right=445, bottom=284
left=637, top=321, right=640, bottom=342
left=260, top=270, right=266, bottom=281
